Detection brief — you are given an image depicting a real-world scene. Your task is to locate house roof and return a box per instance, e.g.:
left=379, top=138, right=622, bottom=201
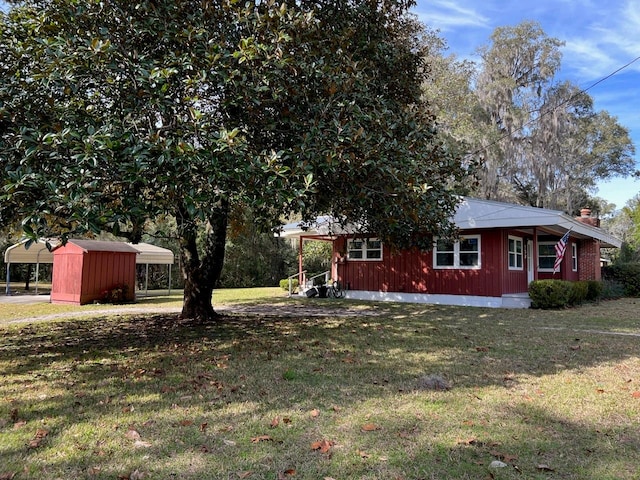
left=4, top=240, right=174, bottom=265
left=278, top=197, right=622, bottom=248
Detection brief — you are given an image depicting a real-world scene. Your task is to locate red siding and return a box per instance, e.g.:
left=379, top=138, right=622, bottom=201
left=51, top=243, right=136, bottom=305
left=335, top=229, right=531, bottom=298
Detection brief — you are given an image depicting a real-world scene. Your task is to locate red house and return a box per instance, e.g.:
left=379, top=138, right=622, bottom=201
left=51, top=240, right=138, bottom=305
left=280, top=198, right=621, bottom=308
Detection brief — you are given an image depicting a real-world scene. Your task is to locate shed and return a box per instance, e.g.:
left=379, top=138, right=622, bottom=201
left=51, top=240, right=138, bottom=305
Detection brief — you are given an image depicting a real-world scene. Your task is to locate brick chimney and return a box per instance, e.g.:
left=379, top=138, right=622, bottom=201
left=575, top=208, right=600, bottom=228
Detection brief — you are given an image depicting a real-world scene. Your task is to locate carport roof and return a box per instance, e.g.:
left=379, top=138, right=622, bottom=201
left=4, top=240, right=174, bottom=265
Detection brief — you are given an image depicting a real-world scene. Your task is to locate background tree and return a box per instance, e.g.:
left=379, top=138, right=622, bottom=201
left=425, top=20, right=636, bottom=211
left=0, top=0, right=471, bottom=321
left=218, top=209, right=297, bottom=288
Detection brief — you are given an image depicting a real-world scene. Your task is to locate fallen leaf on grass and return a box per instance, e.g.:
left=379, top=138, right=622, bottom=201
left=13, top=421, right=26, bottom=429
left=270, top=417, right=280, bottom=428
left=134, top=440, right=152, bottom=448
left=361, top=423, right=380, bottom=432
left=200, top=422, right=208, bottom=432
left=475, top=346, right=490, bottom=352
left=537, top=464, right=555, bottom=471
left=278, top=469, right=296, bottom=478
left=311, top=439, right=334, bottom=453
left=118, top=470, right=145, bottom=480
left=0, top=472, right=16, bottom=480
left=238, top=471, right=253, bottom=479
left=251, top=435, right=272, bottom=443
left=28, top=428, right=49, bottom=448
left=357, top=449, right=370, bottom=458
left=180, top=420, right=194, bottom=426
left=457, top=437, right=479, bottom=445
left=632, top=391, right=640, bottom=398
left=310, top=409, right=320, bottom=418
left=125, top=429, right=141, bottom=441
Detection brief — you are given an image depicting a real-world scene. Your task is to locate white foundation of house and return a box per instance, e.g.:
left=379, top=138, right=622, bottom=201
left=343, top=290, right=532, bottom=309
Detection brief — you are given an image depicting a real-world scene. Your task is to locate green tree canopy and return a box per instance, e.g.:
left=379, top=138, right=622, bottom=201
left=0, top=0, right=471, bottom=321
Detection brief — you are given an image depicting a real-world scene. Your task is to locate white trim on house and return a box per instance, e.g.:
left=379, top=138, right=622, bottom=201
left=538, top=241, right=557, bottom=272
left=345, top=290, right=531, bottom=309
left=347, top=237, right=383, bottom=261
left=508, top=235, right=524, bottom=271
left=433, top=235, right=481, bottom=269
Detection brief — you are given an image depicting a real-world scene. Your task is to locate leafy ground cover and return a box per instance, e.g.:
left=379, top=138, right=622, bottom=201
left=1, top=293, right=639, bottom=479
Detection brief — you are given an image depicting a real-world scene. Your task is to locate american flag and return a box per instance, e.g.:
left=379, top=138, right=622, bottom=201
left=553, top=230, right=571, bottom=273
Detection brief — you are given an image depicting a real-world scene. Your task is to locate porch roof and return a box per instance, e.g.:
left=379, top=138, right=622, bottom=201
left=277, top=197, right=622, bottom=248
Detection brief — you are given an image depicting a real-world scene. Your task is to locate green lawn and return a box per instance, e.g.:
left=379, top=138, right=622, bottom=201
left=1, top=292, right=639, bottom=479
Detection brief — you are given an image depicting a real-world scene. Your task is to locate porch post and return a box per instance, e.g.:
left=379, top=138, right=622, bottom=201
left=298, top=236, right=304, bottom=286
left=532, top=227, right=538, bottom=281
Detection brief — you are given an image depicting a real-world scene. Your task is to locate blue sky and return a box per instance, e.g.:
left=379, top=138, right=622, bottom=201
left=412, top=0, right=640, bottom=209
left=2, top=1, right=638, bottom=209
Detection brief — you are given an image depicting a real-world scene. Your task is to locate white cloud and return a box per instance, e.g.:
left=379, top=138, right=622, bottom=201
left=414, top=0, right=490, bottom=32
left=559, top=0, right=640, bottom=78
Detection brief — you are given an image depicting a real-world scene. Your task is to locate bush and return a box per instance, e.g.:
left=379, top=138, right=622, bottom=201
left=529, top=280, right=573, bottom=309
left=100, top=284, right=130, bottom=304
left=585, top=280, right=603, bottom=301
left=602, top=263, right=640, bottom=297
left=279, top=278, right=299, bottom=292
left=530, top=280, right=600, bottom=309
left=568, top=281, right=589, bottom=306
left=601, top=279, right=625, bottom=299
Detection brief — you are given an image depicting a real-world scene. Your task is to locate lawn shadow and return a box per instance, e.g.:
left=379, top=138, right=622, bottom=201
left=1, top=301, right=639, bottom=479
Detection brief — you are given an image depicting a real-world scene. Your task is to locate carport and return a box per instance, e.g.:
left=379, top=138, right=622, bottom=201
left=3, top=239, right=56, bottom=295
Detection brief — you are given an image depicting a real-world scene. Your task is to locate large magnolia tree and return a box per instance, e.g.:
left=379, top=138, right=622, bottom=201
left=0, top=0, right=471, bottom=321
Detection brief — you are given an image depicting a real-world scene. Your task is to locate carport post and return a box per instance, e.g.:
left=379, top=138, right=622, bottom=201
left=145, top=263, right=149, bottom=296
left=5, top=263, right=10, bottom=295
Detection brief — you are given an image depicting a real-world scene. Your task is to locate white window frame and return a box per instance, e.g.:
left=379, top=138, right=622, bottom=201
left=508, top=236, right=524, bottom=271
left=572, top=243, right=578, bottom=272
left=433, top=235, right=481, bottom=269
left=538, top=241, right=557, bottom=272
left=347, top=238, right=383, bottom=261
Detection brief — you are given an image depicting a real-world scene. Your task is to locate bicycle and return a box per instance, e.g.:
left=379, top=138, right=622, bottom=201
left=327, top=281, right=346, bottom=299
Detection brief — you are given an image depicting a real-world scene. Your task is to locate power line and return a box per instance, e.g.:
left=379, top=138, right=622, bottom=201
left=464, top=55, right=640, bottom=161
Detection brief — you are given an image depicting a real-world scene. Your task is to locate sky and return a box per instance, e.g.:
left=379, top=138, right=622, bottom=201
left=412, top=0, right=640, bottom=210
left=1, top=1, right=638, bottom=209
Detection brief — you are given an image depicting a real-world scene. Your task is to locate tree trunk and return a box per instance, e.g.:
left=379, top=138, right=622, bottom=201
left=178, top=201, right=229, bottom=322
